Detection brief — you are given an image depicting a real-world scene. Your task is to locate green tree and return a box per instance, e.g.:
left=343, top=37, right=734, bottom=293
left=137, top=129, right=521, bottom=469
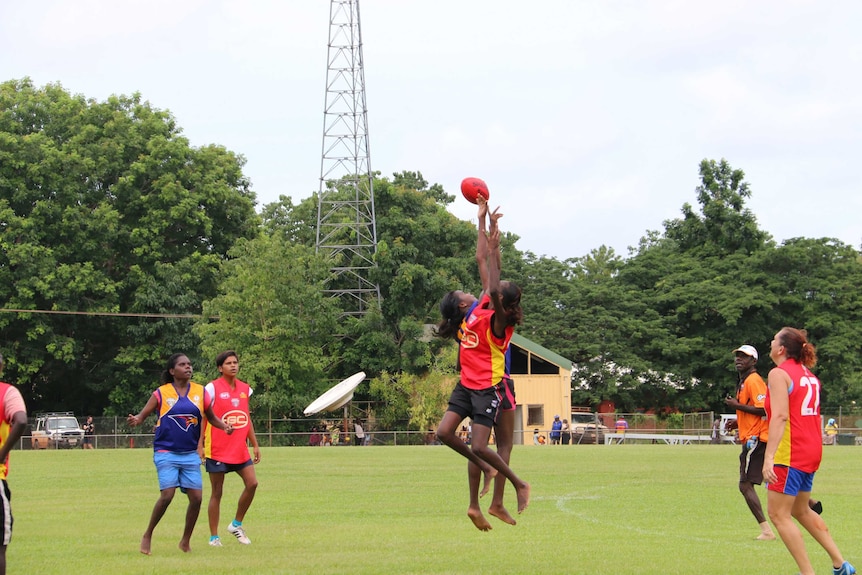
left=0, top=78, right=259, bottom=415
left=194, top=234, right=341, bottom=419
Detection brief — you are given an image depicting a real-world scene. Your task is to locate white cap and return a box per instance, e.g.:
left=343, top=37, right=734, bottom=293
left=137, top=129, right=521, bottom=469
left=733, top=345, right=758, bottom=360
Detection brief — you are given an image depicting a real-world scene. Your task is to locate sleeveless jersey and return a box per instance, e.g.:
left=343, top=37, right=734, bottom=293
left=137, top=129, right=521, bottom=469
left=736, top=372, right=769, bottom=442
left=152, top=382, right=207, bottom=453
left=204, top=377, right=253, bottom=464
left=764, top=359, right=822, bottom=473
left=458, top=298, right=513, bottom=390
left=0, top=383, right=12, bottom=480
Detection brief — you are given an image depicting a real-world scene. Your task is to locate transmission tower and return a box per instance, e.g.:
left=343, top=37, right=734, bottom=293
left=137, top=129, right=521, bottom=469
left=316, top=0, right=381, bottom=317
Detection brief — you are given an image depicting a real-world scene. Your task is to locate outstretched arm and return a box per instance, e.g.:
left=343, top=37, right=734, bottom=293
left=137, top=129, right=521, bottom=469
left=476, top=197, right=490, bottom=292
left=487, top=215, right=508, bottom=338
left=127, top=394, right=159, bottom=427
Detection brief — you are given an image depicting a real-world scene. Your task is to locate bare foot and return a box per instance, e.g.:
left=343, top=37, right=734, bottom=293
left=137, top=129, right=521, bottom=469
left=755, top=532, right=776, bottom=541
left=479, top=467, right=497, bottom=498
left=516, top=482, right=531, bottom=514
left=467, top=507, right=493, bottom=531
left=179, top=539, right=192, bottom=552
left=140, top=534, right=152, bottom=555
left=488, top=503, right=516, bottom=525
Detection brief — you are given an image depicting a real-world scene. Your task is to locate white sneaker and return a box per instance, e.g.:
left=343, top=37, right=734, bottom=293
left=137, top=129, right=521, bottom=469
left=208, top=537, right=223, bottom=547
left=227, top=523, right=251, bottom=545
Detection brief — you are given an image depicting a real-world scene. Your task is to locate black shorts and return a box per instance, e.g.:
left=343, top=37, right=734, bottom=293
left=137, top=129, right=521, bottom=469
left=446, top=382, right=502, bottom=428
left=205, top=458, right=253, bottom=474
left=739, top=439, right=766, bottom=484
left=0, top=480, right=11, bottom=545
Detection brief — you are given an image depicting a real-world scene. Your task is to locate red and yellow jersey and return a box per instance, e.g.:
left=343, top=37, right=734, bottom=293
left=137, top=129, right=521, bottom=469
left=458, top=301, right=513, bottom=391
left=204, top=377, right=253, bottom=464
left=152, top=382, right=207, bottom=453
left=765, top=359, right=823, bottom=473
left=0, top=383, right=25, bottom=479
left=736, top=372, right=769, bottom=442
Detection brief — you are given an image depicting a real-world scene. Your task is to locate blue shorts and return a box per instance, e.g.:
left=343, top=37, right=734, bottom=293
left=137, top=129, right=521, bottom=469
left=154, top=451, right=203, bottom=491
left=767, top=465, right=815, bottom=496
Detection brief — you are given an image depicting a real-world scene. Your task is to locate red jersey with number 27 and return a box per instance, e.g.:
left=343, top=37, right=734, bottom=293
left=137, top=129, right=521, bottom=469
left=764, top=358, right=823, bottom=473
left=458, top=301, right=513, bottom=391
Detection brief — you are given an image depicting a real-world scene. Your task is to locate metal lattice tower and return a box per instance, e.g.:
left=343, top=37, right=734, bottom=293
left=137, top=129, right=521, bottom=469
left=316, top=0, right=381, bottom=317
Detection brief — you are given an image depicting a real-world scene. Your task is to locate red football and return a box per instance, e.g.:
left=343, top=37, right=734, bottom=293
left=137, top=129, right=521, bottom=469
left=460, top=177, right=490, bottom=204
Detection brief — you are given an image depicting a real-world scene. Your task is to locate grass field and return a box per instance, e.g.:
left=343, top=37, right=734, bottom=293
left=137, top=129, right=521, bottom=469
left=8, top=444, right=861, bottom=575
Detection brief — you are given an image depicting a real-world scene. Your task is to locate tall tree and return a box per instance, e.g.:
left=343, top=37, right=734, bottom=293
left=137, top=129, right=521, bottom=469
left=0, top=79, right=259, bottom=415
left=193, top=234, right=341, bottom=419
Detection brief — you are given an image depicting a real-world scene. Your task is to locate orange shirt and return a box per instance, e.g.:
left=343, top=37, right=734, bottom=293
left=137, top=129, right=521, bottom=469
left=736, top=371, right=768, bottom=442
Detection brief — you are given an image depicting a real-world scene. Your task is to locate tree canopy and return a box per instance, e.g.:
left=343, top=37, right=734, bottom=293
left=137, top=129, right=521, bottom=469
left=2, top=79, right=861, bottom=421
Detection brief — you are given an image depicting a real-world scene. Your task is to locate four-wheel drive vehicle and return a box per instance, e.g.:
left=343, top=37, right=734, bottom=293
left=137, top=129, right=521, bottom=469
left=570, top=412, right=610, bottom=444
left=31, top=412, right=85, bottom=449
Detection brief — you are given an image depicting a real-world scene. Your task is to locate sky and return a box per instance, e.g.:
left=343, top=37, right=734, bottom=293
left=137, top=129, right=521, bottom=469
left=2, top=1, right=860, bottom=261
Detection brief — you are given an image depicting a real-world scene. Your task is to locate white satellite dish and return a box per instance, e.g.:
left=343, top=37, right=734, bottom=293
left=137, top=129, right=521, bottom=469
left=303, top=371, right=366, bottom=416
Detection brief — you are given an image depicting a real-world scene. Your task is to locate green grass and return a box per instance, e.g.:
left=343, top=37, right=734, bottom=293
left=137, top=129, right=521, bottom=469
left=8, top=444, right=862, bottom=575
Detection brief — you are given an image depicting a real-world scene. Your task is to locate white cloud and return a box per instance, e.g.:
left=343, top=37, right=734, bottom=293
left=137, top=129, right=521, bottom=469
left=2, top=0, right=861, bottom=258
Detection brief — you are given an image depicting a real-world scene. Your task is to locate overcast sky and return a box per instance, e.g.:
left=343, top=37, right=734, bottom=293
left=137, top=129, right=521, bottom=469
left=2, top=1, right=860, bottom=261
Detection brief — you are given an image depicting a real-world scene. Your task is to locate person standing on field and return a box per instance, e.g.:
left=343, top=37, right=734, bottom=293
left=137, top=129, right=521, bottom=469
left=128, top=353, right=233, bottom=555
left=200, top=351, right=261, bottom=547
left=724, top=344, right=775, bottom=541
left=762, top=327, right=855, bottom=575
left=0, top=352, right=28, bottom=575
left=82, top=415, right=95, bottom=449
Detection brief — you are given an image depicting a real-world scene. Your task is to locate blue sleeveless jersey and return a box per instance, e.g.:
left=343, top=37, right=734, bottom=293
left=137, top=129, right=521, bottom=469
left=153, top=382, right=206, bottom=453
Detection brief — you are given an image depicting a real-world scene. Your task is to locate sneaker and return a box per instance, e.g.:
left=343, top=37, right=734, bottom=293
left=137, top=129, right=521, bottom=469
left=208, top=537, right=223, bottom=547
left=812, top=500, right=823, bottom=515
left=227, top=523, right=251, bottom=545
left=834, top=561, right=856, bottom=575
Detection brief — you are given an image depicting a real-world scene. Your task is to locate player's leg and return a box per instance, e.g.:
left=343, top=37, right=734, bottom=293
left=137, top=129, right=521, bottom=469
left=793, top=491, right=850, bottom=571
left=179, top=487, right=203, bottom=552
left=178, top=453, right=204, bottom=552
left=767, top=471, right=814, bottom=575
left=466, top=461, right=491, bottom=531
left=141, top=487, right=175, bottom=555
left=488, top=408, right=515, bottom=525
left=206, top=466, right=226, bottom=539
left=234, top=462, right=258, bottom=524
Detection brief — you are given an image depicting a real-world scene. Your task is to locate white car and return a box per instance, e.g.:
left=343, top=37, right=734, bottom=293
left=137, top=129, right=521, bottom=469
left=569, top=413, right=610, bottom=444
left=31, top=413, right=85, bottom=449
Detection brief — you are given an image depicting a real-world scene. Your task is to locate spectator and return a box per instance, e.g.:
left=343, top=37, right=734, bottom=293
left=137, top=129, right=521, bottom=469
left=824, top=418, right=839, bottom=445
left=532, top=429, right=540, bottom=446
left=550, top=415, right=562, bottom=445
left=354, top=419, right=366, bottom=446
left=561, top=418, right=571, bottom=445
left=615, top=416, right=629, bottom=433
left=82, top=415, right=95, bottom=449
left=309, top=428, right=321, bottom=447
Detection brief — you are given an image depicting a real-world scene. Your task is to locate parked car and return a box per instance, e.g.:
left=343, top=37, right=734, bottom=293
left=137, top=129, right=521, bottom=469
left=570, top=412, right=609, bottom=444
left=31, top=412, right=85, bottom=449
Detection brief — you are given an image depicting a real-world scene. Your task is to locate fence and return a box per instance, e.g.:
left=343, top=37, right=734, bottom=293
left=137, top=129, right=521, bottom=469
left=11, top=412, right=862, bottom=450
